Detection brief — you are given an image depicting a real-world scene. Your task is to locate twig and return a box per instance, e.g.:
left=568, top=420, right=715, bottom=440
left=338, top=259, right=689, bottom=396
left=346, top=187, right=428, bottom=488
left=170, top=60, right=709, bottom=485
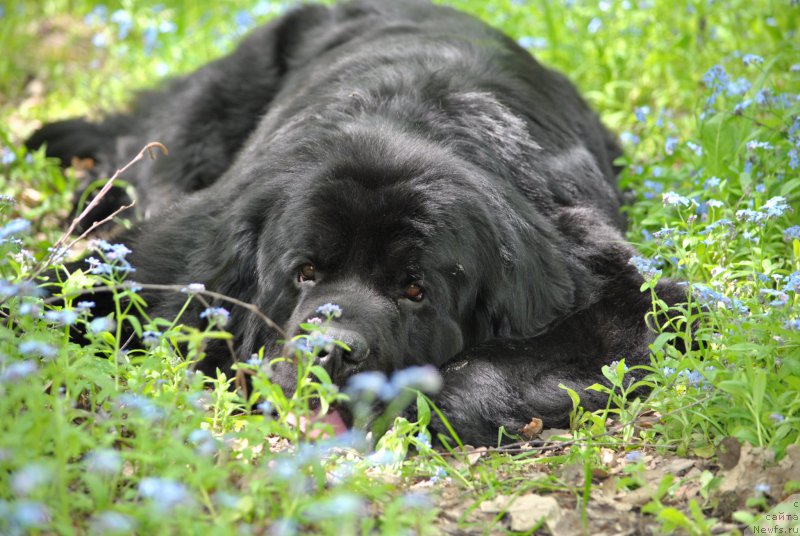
left=440, top=393, right=716, bottom=457
left=191, top=292, right=240, bottom=370
left=44, top=281, right=285, bottom=337
left=29, top=142, right=167, bottom=280
left=60, top=201, right=136, bottom=256
left=0, top=143, right=165, bottom=314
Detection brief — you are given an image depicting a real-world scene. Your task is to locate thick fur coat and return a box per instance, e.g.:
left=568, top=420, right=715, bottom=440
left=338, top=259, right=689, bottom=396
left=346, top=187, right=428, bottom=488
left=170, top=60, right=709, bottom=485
left=28, top=0, right=686, bottom=445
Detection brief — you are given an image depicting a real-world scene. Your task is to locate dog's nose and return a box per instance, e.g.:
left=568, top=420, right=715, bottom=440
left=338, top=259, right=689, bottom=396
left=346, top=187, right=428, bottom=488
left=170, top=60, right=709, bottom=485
left=317, top=328, right=370, bottom=366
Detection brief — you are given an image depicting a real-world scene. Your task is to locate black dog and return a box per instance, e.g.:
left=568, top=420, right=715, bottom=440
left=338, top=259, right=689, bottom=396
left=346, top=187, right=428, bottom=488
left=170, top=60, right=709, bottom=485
left=28, top=0, right=686, bottom=445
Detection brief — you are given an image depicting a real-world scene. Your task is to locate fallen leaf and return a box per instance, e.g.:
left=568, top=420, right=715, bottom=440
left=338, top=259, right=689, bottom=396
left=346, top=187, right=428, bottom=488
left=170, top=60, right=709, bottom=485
left=540, top=428, right=571, bottom=441
left=21, top=188, right=43, bottom=206
left=674, top=468, right=703, bottom=501
left=551, top=510, right=586, bottom=535
left=481, top=493, right=562, bottom=532
left=717, top=443, right=800, bottom=511
left=661, top=458, right=697, bottom=476
left=716, top=436, right=741, bottom=470
left=285, top=409, right=347, bottom=440
left=593, top=493, right=634, bottom=512
left=559, top=463, right=584, bottom=487
left=465, top=446, right=486, bottom=466
left=520, top=417, right=543, bottom=439
left=634, top=412, right=661, bottom=430
left=70, top=156, right=95, bottom=171
left=619, top=484, right=657, bottom=507
left=450, top=446, right=487, bottom=472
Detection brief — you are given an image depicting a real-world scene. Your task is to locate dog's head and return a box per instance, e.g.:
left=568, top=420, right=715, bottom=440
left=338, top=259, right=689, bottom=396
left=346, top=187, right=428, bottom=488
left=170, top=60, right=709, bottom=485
left=197, top=121, right=577, bottom=391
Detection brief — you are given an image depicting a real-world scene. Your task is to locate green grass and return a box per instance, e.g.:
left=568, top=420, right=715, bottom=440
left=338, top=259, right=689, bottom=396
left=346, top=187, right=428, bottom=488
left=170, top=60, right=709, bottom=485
left=1, top=0, right=799, bottom=534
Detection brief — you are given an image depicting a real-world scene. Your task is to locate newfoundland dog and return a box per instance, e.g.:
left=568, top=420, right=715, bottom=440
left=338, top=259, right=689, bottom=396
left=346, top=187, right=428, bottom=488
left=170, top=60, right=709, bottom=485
left=28, top=0, right=686, bottom=445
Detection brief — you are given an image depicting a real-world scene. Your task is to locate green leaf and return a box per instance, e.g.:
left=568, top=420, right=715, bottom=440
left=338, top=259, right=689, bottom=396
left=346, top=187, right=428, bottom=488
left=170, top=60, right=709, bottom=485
left=732, top=511, right=757, bottom=525
left=586, top=382, right=612, bottom=394
left=688, top=499, right=710, bottom=532
left=124, top=315, right=142, bottom=337
left=717, top=380, right=749, bottom=397
left=700, top=112, right=746, bottom=178
left=333, top=340, right=352, bottom=351
left=738, top=170, right=752, bottom=193
left=650, top=332, right=677, bottom=354
left=654, top=474, right=675, bottom=500
left=692, top=444, right=715, bottom=458
left=309, top=365, right=332, bottom=385
left=61, top=269, right=94, bottom=295
left=616, top=359, right=628, bottom=381
left=657, top=506, right=691, bottom=529
left=416, top=392, right=431, bottom=425
left=750, top=370, right=766, bottom=410
left=779, top=177, right=800, bottom=197
left=559, top=383, right=582, bottom=408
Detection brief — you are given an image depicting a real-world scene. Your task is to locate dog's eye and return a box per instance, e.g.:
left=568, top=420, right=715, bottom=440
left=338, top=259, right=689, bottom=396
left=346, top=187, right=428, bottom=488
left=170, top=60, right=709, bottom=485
left=298, top=263, right=316, bottom=282
left=404, top=283, right=424, bottom=302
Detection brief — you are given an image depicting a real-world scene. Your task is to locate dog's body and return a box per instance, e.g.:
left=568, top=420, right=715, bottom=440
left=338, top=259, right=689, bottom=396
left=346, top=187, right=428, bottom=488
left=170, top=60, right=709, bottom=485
left=29, top=0, right=684, bottom=445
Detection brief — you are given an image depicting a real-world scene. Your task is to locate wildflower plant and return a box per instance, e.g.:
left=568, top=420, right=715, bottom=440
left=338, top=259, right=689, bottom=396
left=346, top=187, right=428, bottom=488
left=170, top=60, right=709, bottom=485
left=618, top=40, right=800, bottom=455
left=0, top=140, right=443, bottom=536
left=241, top=304, right=352, bottom=444
left=0, top=207, right=445, bottom=534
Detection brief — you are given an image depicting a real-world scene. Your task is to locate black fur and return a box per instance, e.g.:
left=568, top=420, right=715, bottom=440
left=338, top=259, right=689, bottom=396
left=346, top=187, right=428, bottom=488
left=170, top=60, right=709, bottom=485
left=28, top=0, right=686, bottom=445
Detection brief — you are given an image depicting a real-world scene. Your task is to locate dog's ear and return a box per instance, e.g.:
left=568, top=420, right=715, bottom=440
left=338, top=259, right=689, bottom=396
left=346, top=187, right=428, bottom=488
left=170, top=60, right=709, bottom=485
left=484, top=205, right=665, bottom=339
left=482, top=205, right=579, bottom=338
left=443, top=92, right=624, bottom=337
